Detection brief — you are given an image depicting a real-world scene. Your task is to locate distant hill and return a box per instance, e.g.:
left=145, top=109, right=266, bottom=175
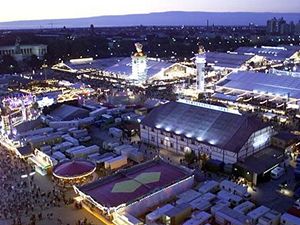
left=0, top=11, right=299, bottom=29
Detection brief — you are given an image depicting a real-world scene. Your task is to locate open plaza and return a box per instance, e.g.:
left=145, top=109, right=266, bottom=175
left=0, top=22, right=300, bottom=225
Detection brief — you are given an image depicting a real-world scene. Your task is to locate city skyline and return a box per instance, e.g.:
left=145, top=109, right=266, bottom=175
left=0, top=0, right=300, bottom=224
left=1, top=0, right=300, bottom=22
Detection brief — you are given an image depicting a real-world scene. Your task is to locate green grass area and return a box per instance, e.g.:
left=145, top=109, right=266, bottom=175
left=112, top=180, right=141, bottom=193
left=111, top=172, right=162, bottom=193
left=135, top=172, right=161, bottom=184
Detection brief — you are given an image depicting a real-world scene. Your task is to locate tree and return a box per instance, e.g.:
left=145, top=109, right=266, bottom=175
left=27, top=55, right=42, bottom=70
left=90, top=24, right=95, bottom=34
left=0, top=55, right=20, bottom=73
left=198, top=93, right=205, bottom=101
left=184, top=150, right=197, bottom=165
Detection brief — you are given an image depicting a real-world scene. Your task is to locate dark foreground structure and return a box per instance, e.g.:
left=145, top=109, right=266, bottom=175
left=74, top=158, right=194, bottom=222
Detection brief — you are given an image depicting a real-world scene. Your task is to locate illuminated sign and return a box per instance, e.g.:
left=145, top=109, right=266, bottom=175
left=177, top=99, right=241, bottom=115
left=37, top=97, right=55, bottom=108
left=70, top=58, right=93, bottom=64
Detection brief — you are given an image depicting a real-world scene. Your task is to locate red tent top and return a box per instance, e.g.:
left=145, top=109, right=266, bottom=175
left=53, top=159, right=96, bottom=179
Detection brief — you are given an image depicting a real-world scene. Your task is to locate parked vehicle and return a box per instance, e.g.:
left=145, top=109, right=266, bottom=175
left=270, top=167, right=285, bottom=179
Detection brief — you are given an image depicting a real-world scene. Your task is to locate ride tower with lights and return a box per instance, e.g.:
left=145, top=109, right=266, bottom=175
left=131, top=43, right=148, bottom=84
left=195, top=45, right=206, bottom=92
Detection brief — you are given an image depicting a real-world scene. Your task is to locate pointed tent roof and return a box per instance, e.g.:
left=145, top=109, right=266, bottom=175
left=53, top=159, right=96, bottom=179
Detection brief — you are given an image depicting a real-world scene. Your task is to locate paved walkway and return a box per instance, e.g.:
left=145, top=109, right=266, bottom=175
left=27, top=174, right=105, bottom=225
left=0, top=145, right=105, bottom=225
left=250, top=165, right=295, bottom=213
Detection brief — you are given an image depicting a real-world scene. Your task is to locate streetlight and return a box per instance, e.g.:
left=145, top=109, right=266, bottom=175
left=41, top=61, right=48, bottom=80
left=21, top=171, right=36, bottom=191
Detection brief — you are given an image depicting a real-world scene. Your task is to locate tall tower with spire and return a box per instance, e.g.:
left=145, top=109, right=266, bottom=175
left=131, top=43, right=147, bottom=83
left=14, top=37, right=23, bottom=61
left=15, top=37, right=21, bottom=54
left=195, top=45, right=206, bottom=92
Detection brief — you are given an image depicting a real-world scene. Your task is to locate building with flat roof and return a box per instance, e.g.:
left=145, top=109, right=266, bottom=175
left=48, top=104, right=89, bottom=121
left=215, top=71, right=300, bottom=110
left=140, top=100, right=274, bottom=164
left=247, top=205, right=270, bottom=224
left=235, top=46, right=300, bottom=63
left=258, top=210, right=281, bottom=225
left=52, top=57, right=124, bottom=74
left=183, top=211, right=212, bottom=225
left=0, top=42, right=47, bottom=61
left=146, top=204, right=174, bottom=224
left=215, top=206, right=252, bottom=225
left=234, top=147, right=287, bottom=185
left=205, top=52, right=262, bottom=71
left=272, top=131, right=300, bottom=152
left=73, top=158, right=193, bottom=221
left=105, top=57, right=176, bottom=81
left=162, top=203, right=192, bottom=225
left=281, top=212, right=300, bottom=225
left=218, top=71, right=300, bottom=99
left=53, top=57, right=192, bottom=83
left=51, top=42, right=196, bottom=84
left=270, top=67, right=300, bottom=78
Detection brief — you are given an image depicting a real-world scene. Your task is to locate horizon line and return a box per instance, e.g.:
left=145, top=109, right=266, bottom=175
left=0, top=10, right=299, bottom=23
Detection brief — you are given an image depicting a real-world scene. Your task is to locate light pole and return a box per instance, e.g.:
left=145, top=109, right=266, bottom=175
left=41, top=61, right=48, bottom=81
left=21, top=171, right=36, bottom=192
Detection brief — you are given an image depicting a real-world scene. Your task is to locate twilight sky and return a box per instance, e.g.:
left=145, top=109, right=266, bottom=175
left=1, top=0, right=299, bottom=22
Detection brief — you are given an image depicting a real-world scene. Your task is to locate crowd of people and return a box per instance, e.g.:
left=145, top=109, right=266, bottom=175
left=0, top=147, right=68, bottom=225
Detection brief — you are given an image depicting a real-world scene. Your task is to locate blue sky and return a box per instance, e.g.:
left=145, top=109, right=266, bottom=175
left=1, top=0, right=299, bottom=22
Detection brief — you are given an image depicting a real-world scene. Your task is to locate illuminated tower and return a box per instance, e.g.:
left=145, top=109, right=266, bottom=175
left=131, top=43, right=147, bottom=83
left=15, top=37, right=22, bottom=54
left=1, top=94, right=37, bottom=136
left=21, top=100, right=27, bottom=121
left=195, top=45, right=206, bottom=92
left=1, top=108, right=11, bottom=135
left=14, top=37, right=23, bottom=61
left=21, top=94, right=35, bottom=121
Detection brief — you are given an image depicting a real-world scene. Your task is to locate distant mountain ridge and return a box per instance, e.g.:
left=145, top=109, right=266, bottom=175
left=0, top=11, right=299, bottom=29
